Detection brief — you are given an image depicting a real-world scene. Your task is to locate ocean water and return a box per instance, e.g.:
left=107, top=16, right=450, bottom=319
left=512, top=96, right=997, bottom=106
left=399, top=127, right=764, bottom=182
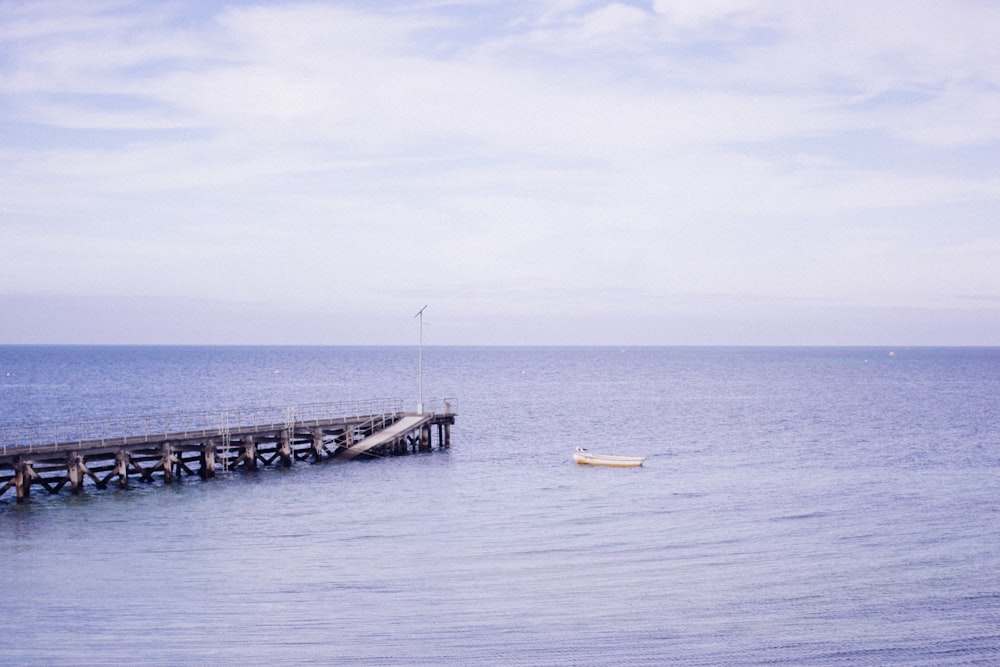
left=1, top=346, right=998, bottom=665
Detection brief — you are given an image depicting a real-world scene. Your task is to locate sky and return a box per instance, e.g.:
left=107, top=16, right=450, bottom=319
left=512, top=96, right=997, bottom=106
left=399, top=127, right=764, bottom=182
left=2, top=0, right=999, bottom=346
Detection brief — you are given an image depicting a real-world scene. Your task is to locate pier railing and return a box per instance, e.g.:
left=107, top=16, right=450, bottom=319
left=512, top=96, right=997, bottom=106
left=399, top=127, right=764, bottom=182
left=1, top=398, right=406, bottom=455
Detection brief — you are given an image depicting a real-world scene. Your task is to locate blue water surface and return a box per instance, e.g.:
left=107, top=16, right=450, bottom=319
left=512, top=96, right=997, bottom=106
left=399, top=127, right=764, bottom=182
left=1, top=346, right=998, bottom=665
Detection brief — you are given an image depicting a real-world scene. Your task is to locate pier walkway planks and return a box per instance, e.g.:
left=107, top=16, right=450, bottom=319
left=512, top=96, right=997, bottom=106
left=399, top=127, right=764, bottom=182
left=0, top=401, right=455, bottom=503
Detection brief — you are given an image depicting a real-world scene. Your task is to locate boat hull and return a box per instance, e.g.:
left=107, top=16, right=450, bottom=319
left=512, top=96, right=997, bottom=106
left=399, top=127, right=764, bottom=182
left=573, top=449, right=645, bottom=467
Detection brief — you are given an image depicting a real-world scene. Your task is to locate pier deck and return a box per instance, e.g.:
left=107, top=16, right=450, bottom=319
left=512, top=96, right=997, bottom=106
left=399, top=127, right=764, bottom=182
left=0, top=399, right=455, bottom=503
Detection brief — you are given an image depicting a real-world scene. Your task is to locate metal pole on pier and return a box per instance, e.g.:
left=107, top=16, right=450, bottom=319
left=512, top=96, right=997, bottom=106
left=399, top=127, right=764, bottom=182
left=415, top=305, right=427, bottom=414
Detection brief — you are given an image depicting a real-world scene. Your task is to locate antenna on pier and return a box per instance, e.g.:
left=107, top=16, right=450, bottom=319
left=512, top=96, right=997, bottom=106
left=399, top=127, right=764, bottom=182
left=414, top=305, right=428, bottom=414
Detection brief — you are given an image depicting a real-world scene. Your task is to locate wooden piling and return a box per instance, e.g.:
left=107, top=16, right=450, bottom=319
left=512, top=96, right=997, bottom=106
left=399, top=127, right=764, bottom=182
left=278, top=430, right=293, bottom=467
left=237, top=435, right=258, bottom=471
left=115, top=450, right=130, bottom=488
left=67, top=453, right=84, bottom=494
left=160, top=442, right=178, bottom=484
left=15, top=460, right=30, bottom=502
left=200, top=441, right=216, bottom=479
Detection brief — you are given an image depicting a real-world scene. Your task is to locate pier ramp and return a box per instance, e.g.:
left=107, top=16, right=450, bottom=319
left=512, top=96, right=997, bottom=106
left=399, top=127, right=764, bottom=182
left=337, top=413, right=435, bottom=460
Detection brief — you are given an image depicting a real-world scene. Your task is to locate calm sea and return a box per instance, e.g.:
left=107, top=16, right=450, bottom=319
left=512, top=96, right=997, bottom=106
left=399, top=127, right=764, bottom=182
left=1, top=346, right=998, bottom=665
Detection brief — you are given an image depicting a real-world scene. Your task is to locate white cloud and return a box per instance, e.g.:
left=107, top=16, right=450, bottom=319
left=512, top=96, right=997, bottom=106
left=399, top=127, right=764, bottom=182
left=651, top=0, right=760, bottom=28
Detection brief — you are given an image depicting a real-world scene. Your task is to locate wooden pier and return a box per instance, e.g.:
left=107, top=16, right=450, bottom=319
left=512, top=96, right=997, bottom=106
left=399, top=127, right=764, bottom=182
left=0, top=399, right=455, bottom=503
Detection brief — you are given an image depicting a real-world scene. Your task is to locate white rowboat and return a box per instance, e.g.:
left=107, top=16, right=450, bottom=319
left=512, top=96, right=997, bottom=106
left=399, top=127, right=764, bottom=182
left=573, top=447, right=645, bottom=467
